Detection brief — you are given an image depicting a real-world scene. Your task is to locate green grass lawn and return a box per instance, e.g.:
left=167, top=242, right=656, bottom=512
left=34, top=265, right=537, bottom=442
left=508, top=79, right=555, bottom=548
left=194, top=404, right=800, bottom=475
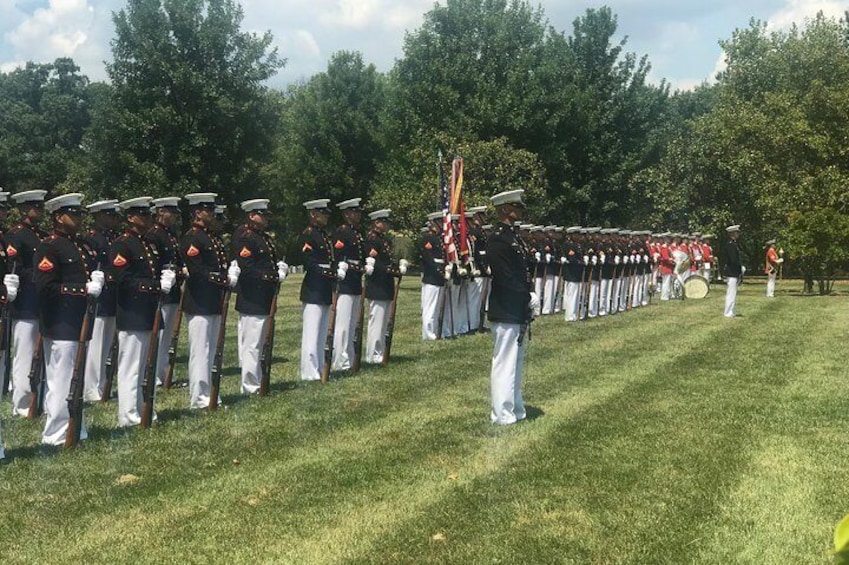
left=1, top=275, right=847, bottom=564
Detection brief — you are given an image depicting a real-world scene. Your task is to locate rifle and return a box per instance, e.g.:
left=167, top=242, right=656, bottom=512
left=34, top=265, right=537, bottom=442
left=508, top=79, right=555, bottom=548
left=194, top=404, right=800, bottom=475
left=1, top=262, right=16, bottom=398
left=350, top=279, right=366, bottom=373
left=381, top=272, right=404, bottom=368
left=26, top=334, right=44, bottom=419
left=163, top=281, right=186, bottom=389
left=140, top=292, right=165, bottom=428
left=436, top=263, right=450, bottom=340
left=65, top=294, right=96, bottom=449
left=259, top=282, right=280, bottom=396
left=100, top=334, right=118, bottom=402
left=478, top=276, right=490, bottom=333
left=209, top=288, right=232, bottom=411
left=321, top=288, right=339, bottom=383
left=580, top=259, right=593, bottom=320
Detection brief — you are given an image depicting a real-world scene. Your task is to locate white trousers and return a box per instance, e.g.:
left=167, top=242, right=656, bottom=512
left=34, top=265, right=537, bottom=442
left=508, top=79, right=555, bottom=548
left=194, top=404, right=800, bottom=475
left=642, top=274, right=651, bottom=305
left=301, top=303, right=329, bottom=381
left=450, top=283, right=469, bottom=335
left=468, top=278, right=484, bottom=331
left=332, top=293, right=360, bottom=371
left=553, top=276, right=563, bottom=312
left=632, top=276, right=642, bottom=308
left=611, top=278, right=622, bottom=313
left=421, top=283, right=443, bottom=340
left=534, top=277, right=544, bottom=316
left=42, top=339, right=88, bottom=446
left=490, top=322, right=526, bottom=425
left=117, top=330, right=152, bottom=427
left=619, top=276, right=631, bottom=311
left=766, top=273, right=777, bottom=297
left=564, top=281, right=580, bottom=322
left=661, top=274, right=672, bottom=301
left=186, top=314, right=221, bottom=408
left=542, top=275, right=556, bottom=315
left=155, top=303, right=179, bottom=385
left=238, top=314, right=269, bottom=394
left=11, top=318, right=38, bottom=417
left=724, top=277, right=739, bottom=317
left=366, top=299, right=390, bottom=364
left=588, top=280, right=600, bottom=318
left=0, top=349, right=4, bottom=458
left=84, top=315, right=116, bottom=402
left=599, top=279, right=612, bottom=316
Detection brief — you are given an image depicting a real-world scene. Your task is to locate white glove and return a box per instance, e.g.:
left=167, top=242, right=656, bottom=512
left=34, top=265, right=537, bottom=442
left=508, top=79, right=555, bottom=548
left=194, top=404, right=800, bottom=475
left=457, top=266, right=468, bottom=277
left=529, top=291, right=540, bottom=313
left=560, top=257, right=567, bottom=264
left=90, top=270, right=105, bottom=285
left=623, top=256, right=629, bottom=264
left=591, top=256, right=597, bottom=265
left=444, top=263, right=453, bottom=280
left=486, top=266, right=491, bottom=276
left=635, top=255, right=641, bottom=264
left=582, top=255, right=589, bottom=264
left=336, top=261, right=349, bottom=281
left=160, top=269, right=176, bottom=294
left=534, top=252, right=541, bottom=263
left=545, top=253, right=552, bottom=263
left=599, top=253, right=606, bottom=265
left=653, top=252, right=660, bottom=261
left=3, top=273, right=19, bottom=302
left=365, top=257, right=376, bottom=276
left=86, top=279, right=103, bottom=297
left=277, top=260, right=289, bottom=282
left=644, top=255, right=650, bottom=263
left=776, top=258, right=784, bottom=264
left=399, top=259, right=408, bottom=275
left=741, top=266, right=747, bottom=275
left=227, top=260, right=240, bottom=288
left=614, top=255, right=621, bottom=265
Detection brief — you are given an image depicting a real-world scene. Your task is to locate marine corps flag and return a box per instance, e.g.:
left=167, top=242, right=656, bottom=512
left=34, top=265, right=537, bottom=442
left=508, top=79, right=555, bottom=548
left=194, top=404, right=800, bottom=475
left=451, top=157, right=470, bottom=261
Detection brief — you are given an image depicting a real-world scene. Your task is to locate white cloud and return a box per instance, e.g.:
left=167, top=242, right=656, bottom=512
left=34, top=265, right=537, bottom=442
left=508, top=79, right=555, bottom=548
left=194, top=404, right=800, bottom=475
left=767, top=0, right=846, bottom=30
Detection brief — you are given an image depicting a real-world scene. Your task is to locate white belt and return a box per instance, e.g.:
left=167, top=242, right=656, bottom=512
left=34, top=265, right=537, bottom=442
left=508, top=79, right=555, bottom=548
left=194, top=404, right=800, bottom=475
left=478, top=251, right=487, bottom=255
left=347, top=260, right=361, bottom=265
left=319, top=263, right=330, bottom=268
left=434, top=259, right=445, bottom=264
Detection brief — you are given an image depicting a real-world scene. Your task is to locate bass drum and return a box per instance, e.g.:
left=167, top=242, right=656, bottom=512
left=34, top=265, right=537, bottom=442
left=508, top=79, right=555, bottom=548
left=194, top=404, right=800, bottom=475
left=683, top=275, right=709, bottom=299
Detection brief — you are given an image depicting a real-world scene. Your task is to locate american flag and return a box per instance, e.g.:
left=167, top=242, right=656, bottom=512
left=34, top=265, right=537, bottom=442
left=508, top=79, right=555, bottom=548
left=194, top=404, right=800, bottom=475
left=440, top=152, right=458, bottom=263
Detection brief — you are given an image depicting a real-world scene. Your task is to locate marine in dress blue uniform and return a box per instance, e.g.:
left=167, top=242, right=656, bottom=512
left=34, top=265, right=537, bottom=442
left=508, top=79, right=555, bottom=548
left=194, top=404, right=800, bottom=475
left=180, top=193, right=231, bottom=408
left=81, top=200, right=121, bottom=401
left=7, top=190, right=48, bottom=417
left=35, top=193, right=103, bottom=446
left=330, top=198, right=365, bottom=371
left=723, top=225, right=743, bottom=317
left=298, top=199, right=339, bottom=381
left=420, top=212, right=447, bottom=340
left=487, top=190, right=534, bottom=425
left=110, top=197, right=175, bottom=426
left=466, top=206, right=489, bottom=332
left=0, top=190, right=20, bottom=459
left=146, top=197, right=184, bottom=385
left=232, top=199, right=287, bottom=394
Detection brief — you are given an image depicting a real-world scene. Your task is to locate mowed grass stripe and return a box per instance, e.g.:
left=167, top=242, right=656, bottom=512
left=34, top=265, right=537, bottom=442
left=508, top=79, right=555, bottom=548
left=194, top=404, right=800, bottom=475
left=337, top=290, right=809, bottom=564
left=695, top=294, right=849, bottom=564
left=19, top=286, right=696, bottom=563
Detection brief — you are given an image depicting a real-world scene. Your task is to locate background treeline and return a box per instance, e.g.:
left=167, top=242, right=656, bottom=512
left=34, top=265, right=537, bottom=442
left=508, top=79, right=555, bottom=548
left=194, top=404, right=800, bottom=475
left=1, top=0, right=848, bottom=292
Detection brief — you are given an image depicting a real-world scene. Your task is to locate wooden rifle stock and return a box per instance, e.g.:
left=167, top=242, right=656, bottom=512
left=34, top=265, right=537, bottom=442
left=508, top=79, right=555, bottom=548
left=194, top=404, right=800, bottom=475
left=140, top=294, right=165, bottom=428
left=209, top=288, right=231, bottom=411
left=478, top=276, right=490, bottom=332
left=259, top=283, right=280, bottom=396
left=100, top=334, right=118, bottom=402
left=381, top=273, right=403, bottom=367
left=351, top=280, right=366, bottom=373
left=163, top=281, right=185, bottom=389
left=26, top=334, right=44, bottom=419
left=321, top=289, right=339, bottom=383
left=65, top=295, right=96, bottom=449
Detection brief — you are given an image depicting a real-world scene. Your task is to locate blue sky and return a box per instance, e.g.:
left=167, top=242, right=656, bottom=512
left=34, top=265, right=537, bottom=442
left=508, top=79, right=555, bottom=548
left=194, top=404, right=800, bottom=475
left=0, top=0, right=845, bottom=91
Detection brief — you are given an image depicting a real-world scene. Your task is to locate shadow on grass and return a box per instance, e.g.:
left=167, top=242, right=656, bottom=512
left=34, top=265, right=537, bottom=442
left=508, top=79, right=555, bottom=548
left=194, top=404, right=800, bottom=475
left=525, top=404, right=545, bottom=421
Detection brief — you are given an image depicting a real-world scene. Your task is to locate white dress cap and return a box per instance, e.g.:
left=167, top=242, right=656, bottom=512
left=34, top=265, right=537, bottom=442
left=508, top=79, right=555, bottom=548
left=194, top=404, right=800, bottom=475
left=490, top=189, right=525, bottom=207
left=12, top=190, right=48, bottom=204
left=303, top=198, right=331, bottom=210
left=184, top=193, right=218, bottom=207
left=467, top=205, right=487, bottom=214
left=119, top=197, right=154, bottom=211
left=336, top=198, right=362, bottom=210
left=726, top=224, right=741, bottom=232
left=241, top=199, right=270, bottom=212
left=565, top=226, right=582, bottom=234
left=152, top=197, right=181, bottom=209
left=368, top=209, right=391, bottom=221
left=87, top=199, right=120, bottom=213
left=45, top=193, right=84, bottom=214
left=0, top=192, right=10, bottom=204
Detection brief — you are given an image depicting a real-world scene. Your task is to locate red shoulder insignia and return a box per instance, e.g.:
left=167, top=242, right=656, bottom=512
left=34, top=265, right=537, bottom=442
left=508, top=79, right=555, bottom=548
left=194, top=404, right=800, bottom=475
left=6, top=245, right=16, bottom=258
left=186, top=245, right=200, bottom=257
left=38, top=257, right=54, bottom=272
left=112, top=254, right=128, bottom=267
left=334, top=240, right=345, bottom=250
left=239, top=246, right=252, bottom=258
left=302, top=242, right=313, bottom=253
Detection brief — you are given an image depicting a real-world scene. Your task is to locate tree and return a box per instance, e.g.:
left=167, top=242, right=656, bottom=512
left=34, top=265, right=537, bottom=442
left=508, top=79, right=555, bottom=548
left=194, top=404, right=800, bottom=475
left=73, top=0, right=283, bottom=203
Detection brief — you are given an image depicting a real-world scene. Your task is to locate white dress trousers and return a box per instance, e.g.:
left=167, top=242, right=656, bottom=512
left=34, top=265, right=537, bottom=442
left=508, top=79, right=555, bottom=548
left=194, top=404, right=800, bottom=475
left=588, top=280, right=600, bottom=318
left=611, top=278, right=622, bottom=313
left=420, top=283, right=443, bottom=340
left=490, top=322, right=527, bottom=425
left=332, top=293, right=360, bottom=371
left=11, top=318, right=38, bottom=417
left=724, top=277, right=739, bottom=317
left=564, top=281, right=580, bottom=322
left=186, top=314, right=221, bottom=408
left=300, top=303, right=330, bottom=381
left=599, top=279, right=611, bottom=316
left=116, top=330, right=152, bottom=427
left=661, top=274, right=672, bottom=300
left=467, top=277, right=484, bottom=331
left=238, top=314, right=269, bottom=394
left=155, top=302, right=179, bottom=385
left=542, top=275, right=556, bottom=315
left=619, top=276, right=630, bottom=311
left=766, top=273, right=776, bottom=297
left=84, top=315, right=116, bottom=402
left=451, top=283, right=469, bottom=335
left=533, top=277, right=544, bottom=316
left=42, top=339, right=88, bottom=446
left=366, top=299, right=390, bottom=364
